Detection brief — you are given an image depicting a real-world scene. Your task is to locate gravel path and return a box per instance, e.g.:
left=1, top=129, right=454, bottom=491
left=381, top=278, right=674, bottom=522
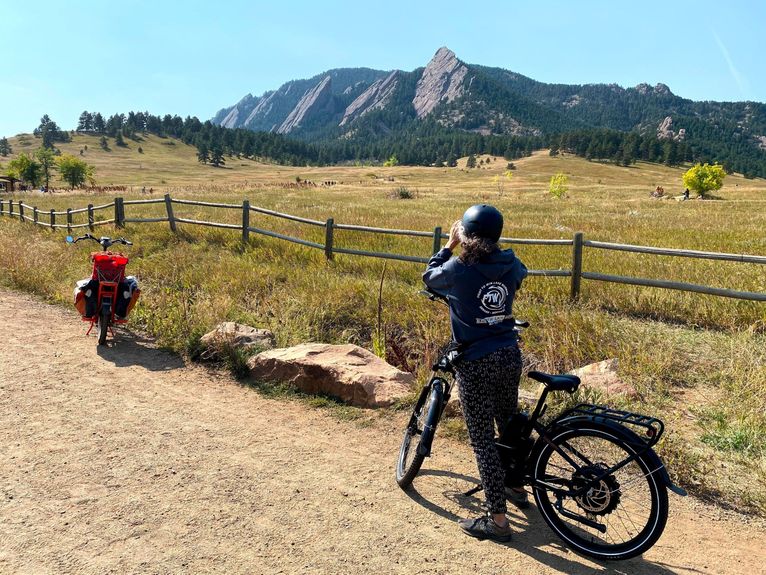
left=0, top=289, right=763, bottom=574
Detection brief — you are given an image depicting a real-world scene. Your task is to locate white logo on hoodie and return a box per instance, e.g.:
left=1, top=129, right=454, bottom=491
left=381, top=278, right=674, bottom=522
left=477, top=282, right=508, bottom=314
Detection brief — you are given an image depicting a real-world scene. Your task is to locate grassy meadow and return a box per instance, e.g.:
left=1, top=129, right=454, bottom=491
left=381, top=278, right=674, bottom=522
left=1, top=133, right=765, bottom=514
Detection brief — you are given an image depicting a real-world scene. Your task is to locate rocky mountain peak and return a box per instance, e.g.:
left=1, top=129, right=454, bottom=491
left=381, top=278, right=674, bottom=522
left=276, top=76, right=333, bottom=134
left=340, top=71, right=399, bottom=126
left=412, top=47, right=469, bottom=118
left=635, top=83, right=652, bottom=95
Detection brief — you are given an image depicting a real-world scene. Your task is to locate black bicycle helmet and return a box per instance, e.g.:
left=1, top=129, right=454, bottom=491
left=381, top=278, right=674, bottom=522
left=461, top=204, right=503, bottom=242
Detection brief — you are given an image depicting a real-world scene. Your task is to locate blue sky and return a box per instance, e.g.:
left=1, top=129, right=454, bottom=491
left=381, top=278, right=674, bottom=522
left=2, top=0, right=764, bottom=136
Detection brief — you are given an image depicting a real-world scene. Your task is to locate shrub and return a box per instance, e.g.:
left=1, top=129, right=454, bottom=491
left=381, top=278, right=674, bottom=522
left=392, top=186, right=413, bottom=199
left=549, top=172, right=568, bottom=199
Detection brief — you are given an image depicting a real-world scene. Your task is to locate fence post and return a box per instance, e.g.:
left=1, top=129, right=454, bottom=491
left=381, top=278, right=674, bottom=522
left=50, top=209, right=55, bottom=229
left=87, top=204, right=94, bottom=231
left=0, top=199, right=4, bottom=215
left=242, top=199, right=250, bottom=243
left=8, top=200, right=13, bottom=217
left=432, top=226, right=442, bottom=255
left=18, top=202, right=24, bottom=222
left=325, top=218, right=334, bottom=260
left=66, top=208, right=72, bottom=233
left=570, top=232, right=584, bottom=301
left=114, top=197, right=124, bottom=228
left=164, top=193, right=176, bottom=232
left=33, top=207, right=38, bottom=224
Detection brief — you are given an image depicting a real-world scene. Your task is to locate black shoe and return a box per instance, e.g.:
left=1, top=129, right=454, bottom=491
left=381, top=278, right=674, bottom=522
left=458, top=514, right=512, bottom=543
left=505, top=486, right=530, bottom=509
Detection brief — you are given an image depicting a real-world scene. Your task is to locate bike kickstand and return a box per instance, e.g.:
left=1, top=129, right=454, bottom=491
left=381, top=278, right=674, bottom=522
left=463, top=484, right=483, bottom=497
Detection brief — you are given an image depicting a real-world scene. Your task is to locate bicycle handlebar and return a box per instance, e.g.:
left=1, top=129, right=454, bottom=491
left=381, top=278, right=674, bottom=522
left=67, top=234, right=133, bottom=250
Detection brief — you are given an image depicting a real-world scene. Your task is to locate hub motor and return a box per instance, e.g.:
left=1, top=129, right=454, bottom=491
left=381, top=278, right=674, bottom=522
left=571, top=464, right=621, bottom=515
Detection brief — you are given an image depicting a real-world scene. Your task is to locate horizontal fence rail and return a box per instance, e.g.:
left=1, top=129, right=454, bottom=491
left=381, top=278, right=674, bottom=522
left=584, top=240, right=766, bottom=265
left=0, top=194, right=764, bottom=303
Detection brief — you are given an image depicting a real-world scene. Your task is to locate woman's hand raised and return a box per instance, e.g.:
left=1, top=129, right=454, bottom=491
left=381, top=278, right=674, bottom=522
left=446, top=220, right=462, bottom=251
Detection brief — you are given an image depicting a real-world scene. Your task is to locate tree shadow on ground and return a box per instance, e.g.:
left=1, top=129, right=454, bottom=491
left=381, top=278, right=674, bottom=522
left=96, top=329, right=185, bottom=371
left=404, top=468, right=683, bottom=575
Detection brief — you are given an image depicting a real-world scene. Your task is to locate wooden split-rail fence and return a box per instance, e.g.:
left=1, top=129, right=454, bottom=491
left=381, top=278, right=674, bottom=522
left=0, top=194, right=764, bottom=302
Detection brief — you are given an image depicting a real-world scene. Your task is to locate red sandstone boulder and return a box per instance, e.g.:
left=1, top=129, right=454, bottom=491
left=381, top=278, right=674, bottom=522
left=569, top=358, right=637, bottom=397
left=247, top=343, right=414, bottom=408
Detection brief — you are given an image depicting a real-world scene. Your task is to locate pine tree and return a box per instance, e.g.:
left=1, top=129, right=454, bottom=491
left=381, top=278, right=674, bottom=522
left=77, top=111, right=94, bottom=132
left=197, top=143, right=209, bottom=164
left=35, top=115, right=62, bottom=148
left=0, top=137, right=11, bottom=156
left=210, top=145, right=225, bottom=167
left=466, top=154, right=476, bottom=168
left=93, top=113, right=106, bottom=134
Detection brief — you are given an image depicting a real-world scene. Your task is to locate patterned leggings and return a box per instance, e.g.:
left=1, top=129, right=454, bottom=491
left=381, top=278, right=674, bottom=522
left=456, top=345, right=522, bottom=515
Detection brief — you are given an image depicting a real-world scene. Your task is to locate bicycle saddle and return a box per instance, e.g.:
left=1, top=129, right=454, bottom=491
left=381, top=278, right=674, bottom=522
left=528, top=371, right=581, bottom=393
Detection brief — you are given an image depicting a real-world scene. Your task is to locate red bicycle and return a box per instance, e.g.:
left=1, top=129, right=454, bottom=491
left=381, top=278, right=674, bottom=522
left=67, top=234, right=139, bottom=345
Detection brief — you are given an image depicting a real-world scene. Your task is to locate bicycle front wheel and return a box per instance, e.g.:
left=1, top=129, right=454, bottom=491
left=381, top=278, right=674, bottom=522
left=97, top=307, right=110, bottom=345
left=396, top=380, right=443, bottom=488
left=532, top=425, right=669, bottom=561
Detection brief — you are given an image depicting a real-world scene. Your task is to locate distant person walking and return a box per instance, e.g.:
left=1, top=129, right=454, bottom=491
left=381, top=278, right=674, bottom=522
left=683, top=188, right=690, bottom=200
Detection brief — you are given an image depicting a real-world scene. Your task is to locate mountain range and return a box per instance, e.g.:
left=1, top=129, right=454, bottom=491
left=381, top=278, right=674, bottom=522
left=212, top=47, right=766, bottom=159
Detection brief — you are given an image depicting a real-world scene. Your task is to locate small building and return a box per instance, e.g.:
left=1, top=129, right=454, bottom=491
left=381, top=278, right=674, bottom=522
left=0, top=176, right=18, bottom=192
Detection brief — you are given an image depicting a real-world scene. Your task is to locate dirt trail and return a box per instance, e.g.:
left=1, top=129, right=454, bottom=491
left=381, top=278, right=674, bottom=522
left=0, top=289, right=763, bottom=575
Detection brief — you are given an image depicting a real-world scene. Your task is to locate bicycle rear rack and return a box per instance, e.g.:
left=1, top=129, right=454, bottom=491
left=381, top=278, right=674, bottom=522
left=558, top=404, right=664, bottom=447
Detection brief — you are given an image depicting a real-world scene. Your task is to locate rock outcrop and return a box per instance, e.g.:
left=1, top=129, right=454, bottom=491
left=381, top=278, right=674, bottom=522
left=244, top=90, right=279, bottom=126
left=199, top=322, right=275, bottom=359
left=657, top=116, right=685, bottom=141
left=214, top=94, right=258, bottom=129
left=569, top=358, right=637, bottom=397
left=276, top=76, right=333, bottom=134
left=340, top=71, right=399, bottom=126
left=412, top=47, right=469, bottom=118
left=248, top=343, right=414, bottom=408
left=635, top=82, right=673, bottom=97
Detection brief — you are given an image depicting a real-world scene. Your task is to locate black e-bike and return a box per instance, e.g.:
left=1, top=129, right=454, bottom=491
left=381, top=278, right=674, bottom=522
left=396, top=289, right=686, bottom=561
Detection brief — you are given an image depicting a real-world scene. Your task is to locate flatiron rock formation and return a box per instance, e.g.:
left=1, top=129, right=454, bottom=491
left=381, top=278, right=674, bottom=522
left=412, top=47, right=468, bottom=118
left=340, top=71, right=399, bottom=126
left=277, top=76, right=333, bottom=134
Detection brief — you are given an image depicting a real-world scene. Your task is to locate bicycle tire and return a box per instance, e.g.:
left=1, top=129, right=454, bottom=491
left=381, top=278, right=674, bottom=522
left=532, top=425, right=669, bottom=561
left=396, top=380, right=443, bottom=488
left=97, top=307, right=109, bottom=345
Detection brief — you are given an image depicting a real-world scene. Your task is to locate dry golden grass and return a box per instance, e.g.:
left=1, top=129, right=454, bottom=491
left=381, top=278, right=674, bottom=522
left=1, top=134, right=765, bottom=514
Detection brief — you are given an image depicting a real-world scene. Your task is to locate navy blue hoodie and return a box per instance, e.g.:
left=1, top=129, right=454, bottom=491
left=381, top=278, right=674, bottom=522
left=423, top=247, right=528, bottom=361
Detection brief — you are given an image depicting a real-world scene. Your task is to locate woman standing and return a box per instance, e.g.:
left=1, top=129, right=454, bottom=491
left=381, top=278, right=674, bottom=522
left=423, top=204, right=527, bottom=543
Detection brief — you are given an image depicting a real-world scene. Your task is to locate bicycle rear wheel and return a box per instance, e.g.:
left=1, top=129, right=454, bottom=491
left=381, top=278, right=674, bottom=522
left=396, top=380, right=443, bottom=488
left=532, top=425, right=668, bottom=561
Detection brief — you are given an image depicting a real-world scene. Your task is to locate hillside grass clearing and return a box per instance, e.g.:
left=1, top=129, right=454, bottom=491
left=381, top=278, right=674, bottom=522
left=1, top=137, right=765, bottom=515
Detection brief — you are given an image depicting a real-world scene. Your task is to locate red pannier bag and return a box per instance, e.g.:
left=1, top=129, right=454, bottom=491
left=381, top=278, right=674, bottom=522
left=91, top=252, right=129, bottom=283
